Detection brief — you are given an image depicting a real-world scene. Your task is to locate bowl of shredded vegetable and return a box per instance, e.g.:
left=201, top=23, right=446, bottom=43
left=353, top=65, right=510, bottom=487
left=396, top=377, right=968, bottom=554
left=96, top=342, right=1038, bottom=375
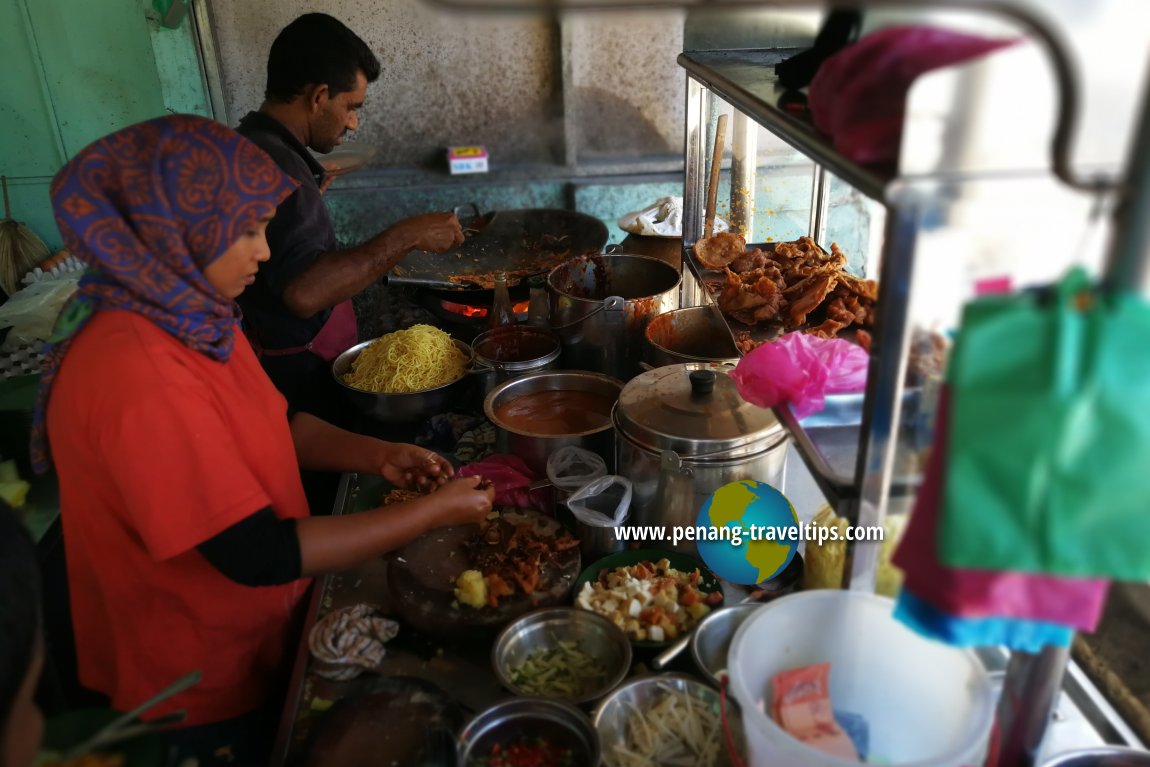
left=332, top=325, right=477, bottom=422
left=593, top=673, right=746, bottom=767
left=458, top=698, right=600, bottom=767
left=492, top=607, right=632, bottom=706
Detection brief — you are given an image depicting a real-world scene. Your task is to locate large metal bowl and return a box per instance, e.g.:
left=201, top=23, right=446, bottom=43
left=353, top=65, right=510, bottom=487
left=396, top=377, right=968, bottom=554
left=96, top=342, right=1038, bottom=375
left=332, top=337, right=474, bottom=423
left=491, top=607, right=631, bottom=706
left=690, top=603, right=763, bottom=687
left=593, top=673, right=746, bottom=767
left=457, top=697, right=600, bottom=767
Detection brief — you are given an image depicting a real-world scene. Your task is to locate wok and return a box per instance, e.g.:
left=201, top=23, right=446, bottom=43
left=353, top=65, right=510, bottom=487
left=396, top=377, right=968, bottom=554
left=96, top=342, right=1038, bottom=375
left=389, top=207, right=609, bottom=300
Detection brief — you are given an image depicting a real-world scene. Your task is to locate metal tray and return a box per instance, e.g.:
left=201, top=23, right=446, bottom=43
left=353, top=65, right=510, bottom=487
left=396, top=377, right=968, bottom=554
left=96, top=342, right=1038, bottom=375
left=778, top=390, right=929, bottom=502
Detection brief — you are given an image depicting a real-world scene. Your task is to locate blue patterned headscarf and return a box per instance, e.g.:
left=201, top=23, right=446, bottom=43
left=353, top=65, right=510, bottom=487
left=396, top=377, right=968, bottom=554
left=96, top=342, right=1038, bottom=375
left=30, top=114, right=297, bottom=473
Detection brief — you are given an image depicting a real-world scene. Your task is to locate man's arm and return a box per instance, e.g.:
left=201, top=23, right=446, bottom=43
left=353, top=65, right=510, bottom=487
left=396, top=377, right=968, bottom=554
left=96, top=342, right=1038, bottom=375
left=281, top=212, right=463, bottom=318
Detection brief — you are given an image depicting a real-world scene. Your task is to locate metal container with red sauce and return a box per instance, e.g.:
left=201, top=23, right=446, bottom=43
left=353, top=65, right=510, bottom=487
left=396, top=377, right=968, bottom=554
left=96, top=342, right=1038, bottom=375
left=471, top=325, right=562, bottom=397
left=644, top=306, right=740, bottom=368
left=484, top=371, right=623, bottom=475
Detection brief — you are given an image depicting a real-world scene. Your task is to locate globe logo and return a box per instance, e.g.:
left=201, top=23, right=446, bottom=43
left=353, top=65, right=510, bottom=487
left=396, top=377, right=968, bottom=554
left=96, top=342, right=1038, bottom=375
left=695, top=480, right=799, bottom=586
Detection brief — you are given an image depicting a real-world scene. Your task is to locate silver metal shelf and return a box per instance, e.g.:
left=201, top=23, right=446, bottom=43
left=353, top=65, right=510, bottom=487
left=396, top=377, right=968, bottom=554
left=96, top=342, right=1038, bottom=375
left=678, top=49, right=893, bottom=203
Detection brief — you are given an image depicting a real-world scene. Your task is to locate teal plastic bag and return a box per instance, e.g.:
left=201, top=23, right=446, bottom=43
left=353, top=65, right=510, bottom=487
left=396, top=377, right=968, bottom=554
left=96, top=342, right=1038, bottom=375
left=939, top=267, right=1150, bottom=580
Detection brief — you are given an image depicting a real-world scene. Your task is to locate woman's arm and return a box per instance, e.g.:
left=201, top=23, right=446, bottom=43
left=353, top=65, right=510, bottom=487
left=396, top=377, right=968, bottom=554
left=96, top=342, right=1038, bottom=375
left=289, top=411, right=451, bottom=489
left=199, top=479, right=494, bottom=582
left=295, top=477, right=493, bottom=574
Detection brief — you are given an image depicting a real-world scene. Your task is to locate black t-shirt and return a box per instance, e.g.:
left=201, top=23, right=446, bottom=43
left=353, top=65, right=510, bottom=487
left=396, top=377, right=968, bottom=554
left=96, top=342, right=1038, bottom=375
left=235, top=111, right=337, bottom=350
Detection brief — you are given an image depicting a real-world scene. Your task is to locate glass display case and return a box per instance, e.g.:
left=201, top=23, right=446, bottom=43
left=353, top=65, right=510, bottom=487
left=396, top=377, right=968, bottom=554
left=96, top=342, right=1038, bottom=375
left=675, top=9, right=1146, bottom=763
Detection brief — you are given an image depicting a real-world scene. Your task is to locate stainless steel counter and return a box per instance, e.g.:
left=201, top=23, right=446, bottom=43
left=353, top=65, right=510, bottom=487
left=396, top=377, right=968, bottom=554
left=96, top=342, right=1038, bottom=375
left=271, top=469, right=1144, bottom=766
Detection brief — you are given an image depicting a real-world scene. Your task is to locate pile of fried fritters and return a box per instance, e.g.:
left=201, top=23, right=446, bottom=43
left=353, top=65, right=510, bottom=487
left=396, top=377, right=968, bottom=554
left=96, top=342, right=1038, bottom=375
left=695, top=232, right=878, bottom=350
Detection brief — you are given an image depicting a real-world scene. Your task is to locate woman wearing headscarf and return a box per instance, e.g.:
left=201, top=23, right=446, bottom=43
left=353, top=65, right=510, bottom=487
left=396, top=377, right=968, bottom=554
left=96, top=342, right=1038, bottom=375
left=31, top=115, right=493, bottom=763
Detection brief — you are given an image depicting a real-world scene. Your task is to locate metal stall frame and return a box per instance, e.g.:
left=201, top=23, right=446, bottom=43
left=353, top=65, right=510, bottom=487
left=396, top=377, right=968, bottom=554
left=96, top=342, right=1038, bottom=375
left=673, top=3, right=1142, bottom=765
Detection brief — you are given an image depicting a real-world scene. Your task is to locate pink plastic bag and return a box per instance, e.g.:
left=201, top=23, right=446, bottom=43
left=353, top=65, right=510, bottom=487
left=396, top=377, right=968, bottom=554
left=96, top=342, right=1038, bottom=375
left=458, top=454, right=547, bottom=511
left=730, top=333, right=868, bottom=419
left=808, top=26, right=1017, bottom=165
left=892, top=386, right=1109, bottom=632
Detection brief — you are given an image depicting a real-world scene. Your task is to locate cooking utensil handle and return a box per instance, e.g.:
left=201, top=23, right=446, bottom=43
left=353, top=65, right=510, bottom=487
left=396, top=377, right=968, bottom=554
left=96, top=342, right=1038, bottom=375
left=705, top=114, right=729, bottom=239
left=62, top=671, right=201, bottom=760
left=651, top=633, right=693, bottom=670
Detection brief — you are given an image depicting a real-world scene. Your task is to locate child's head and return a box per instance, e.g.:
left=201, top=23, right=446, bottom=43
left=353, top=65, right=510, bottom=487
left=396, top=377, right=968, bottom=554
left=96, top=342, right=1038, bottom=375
left=0, top=502, right=44, bottom=767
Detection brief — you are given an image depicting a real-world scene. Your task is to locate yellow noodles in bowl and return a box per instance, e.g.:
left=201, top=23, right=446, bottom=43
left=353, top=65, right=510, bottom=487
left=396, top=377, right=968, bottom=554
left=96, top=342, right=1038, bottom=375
left=342, top=325, right=468, bottom=393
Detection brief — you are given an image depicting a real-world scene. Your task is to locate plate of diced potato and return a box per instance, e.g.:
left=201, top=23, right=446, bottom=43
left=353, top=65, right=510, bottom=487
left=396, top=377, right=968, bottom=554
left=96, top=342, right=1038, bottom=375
left=573, top=549, right=725, bottom=647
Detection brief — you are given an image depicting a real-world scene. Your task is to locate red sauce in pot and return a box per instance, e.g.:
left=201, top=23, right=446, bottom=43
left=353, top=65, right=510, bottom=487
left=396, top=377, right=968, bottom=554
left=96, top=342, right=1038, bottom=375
left=493, top=390, right=615, bottom=435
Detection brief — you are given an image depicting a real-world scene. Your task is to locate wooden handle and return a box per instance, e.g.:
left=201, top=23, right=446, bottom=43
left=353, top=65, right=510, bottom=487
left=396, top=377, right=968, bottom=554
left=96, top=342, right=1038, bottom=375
left=704, top=114, right=729, bottom=239
left=1, top=176, right=10, bottom=220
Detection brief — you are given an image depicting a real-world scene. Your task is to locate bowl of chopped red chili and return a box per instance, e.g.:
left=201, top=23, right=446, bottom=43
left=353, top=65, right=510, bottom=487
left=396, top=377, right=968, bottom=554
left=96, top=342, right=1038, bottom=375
left=458, top=698, right=600, bottom=767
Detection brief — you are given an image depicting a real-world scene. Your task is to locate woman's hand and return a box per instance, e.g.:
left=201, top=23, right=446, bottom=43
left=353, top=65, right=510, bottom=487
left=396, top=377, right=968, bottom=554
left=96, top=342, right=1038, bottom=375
left=375, top=443, right=453, bottom=491
left=427, top=477, right=496, bottom=527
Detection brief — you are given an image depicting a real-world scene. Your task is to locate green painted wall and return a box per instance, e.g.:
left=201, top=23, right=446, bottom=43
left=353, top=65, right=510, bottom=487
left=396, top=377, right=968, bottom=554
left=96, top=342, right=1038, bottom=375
left=0, top=0, right=203, bottom=251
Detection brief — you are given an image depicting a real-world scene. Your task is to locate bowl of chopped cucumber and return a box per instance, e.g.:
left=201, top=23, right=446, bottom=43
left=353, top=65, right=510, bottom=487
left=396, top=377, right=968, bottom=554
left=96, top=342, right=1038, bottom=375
left=492, top=606, right=632, bottom=706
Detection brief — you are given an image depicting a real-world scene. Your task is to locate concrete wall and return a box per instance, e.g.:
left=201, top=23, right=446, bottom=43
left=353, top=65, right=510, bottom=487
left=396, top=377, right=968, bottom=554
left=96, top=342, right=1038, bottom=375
left=0, top=0, right=209, bottom=251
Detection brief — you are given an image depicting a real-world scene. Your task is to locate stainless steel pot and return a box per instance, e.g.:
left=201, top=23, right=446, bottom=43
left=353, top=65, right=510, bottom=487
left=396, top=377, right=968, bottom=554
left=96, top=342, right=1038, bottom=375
left=644, top=306, right=740, bottom=367
left=484, top=370, right=623, bottom=475
left=548, top=254, right=680, bottom=381
left=613, top=364, right=789, bottom=556
left=471, top=325, right=562, bottom=397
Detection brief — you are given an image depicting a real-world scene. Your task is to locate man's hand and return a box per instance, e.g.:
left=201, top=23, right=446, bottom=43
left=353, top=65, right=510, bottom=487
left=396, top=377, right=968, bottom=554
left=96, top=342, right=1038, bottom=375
left=388, top=212, right=465, bottom=254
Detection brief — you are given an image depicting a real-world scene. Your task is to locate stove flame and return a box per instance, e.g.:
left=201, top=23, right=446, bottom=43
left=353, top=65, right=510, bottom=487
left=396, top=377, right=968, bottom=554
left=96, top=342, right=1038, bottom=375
left=440, top=300, right=531, bottom=319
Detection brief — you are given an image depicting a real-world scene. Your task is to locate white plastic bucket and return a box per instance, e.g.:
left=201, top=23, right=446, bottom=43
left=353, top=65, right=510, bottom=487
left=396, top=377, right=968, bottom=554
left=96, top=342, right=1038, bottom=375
left=727, top=590, right=995, bottom=767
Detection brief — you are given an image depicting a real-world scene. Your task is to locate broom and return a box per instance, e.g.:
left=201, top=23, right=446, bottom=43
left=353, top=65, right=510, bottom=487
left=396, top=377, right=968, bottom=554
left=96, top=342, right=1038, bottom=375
left=0, top=175, right=51, bottom=297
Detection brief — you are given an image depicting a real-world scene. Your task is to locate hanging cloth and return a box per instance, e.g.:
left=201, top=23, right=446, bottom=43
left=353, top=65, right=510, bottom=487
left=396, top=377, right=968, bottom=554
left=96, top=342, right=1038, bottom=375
left=892, top=385, right=1108, bottom=633
left=937, top=267, right=1150, bottom=580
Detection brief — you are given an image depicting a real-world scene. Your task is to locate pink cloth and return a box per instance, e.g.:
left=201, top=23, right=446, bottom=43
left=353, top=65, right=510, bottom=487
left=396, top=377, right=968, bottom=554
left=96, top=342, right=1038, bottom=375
left=809, top=26, right=1017, bottom=165
left=892, top=385, right=1109, bottom=632
left=458, top=454, right=547, bottom=512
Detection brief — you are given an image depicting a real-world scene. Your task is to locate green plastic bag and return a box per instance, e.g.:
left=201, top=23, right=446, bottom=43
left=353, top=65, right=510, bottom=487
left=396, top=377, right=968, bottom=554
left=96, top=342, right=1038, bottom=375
left=939, top=267, right=1150, bottom=580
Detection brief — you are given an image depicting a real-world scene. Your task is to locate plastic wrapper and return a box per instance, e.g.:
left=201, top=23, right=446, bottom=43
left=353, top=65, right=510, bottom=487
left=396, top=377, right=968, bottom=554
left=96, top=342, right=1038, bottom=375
left=567, top=475, right=632, bottom=528
left=457, top=454, right=546, bottom=511
left=808, top=26, right=1016, bottom=165
left=617, top=196, right=728, bottom=237
left=803, top=504, right=906, bottom=597
left=730, top=332, right=868, bottom=419
left=546, top=446, right=607, bottom=494
left=0, top=275, right=81, bottom=352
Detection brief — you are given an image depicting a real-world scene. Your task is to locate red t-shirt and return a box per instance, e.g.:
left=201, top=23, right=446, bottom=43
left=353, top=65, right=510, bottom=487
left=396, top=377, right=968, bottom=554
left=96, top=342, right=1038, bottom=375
left=46, top=310, right=312, bottom=725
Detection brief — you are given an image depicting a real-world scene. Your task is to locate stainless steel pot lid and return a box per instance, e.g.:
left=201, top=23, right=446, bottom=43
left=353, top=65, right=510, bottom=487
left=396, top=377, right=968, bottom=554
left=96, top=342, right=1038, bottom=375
left=614, top=364, right=786, bottom=458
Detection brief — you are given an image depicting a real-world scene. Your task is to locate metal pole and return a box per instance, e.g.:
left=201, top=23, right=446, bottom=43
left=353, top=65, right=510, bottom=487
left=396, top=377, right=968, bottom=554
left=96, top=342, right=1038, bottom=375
left=1102, top=57, right=1150, bottom=295
left=990, top=645, right=1071, bottom=767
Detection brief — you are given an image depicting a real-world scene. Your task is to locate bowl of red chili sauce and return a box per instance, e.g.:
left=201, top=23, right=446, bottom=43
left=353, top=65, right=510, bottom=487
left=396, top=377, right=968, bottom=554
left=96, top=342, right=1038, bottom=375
left=457, top=697, right=600, bottom=767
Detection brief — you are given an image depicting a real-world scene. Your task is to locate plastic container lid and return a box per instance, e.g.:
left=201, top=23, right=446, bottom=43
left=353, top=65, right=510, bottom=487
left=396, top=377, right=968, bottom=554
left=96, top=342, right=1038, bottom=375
left=613, top=364, right=786, bottom=459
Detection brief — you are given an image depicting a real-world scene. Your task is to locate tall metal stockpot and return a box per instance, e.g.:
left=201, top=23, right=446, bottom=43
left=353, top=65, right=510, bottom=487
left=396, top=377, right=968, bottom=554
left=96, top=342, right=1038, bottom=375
left=547, top=254, right=680, bottom=381
left=613, top=364, right=789, bottom=556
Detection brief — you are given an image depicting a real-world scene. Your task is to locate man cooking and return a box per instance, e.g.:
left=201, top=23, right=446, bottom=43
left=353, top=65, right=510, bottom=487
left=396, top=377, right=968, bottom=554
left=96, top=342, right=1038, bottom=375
left=236, top=12, right=465, bottom=424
